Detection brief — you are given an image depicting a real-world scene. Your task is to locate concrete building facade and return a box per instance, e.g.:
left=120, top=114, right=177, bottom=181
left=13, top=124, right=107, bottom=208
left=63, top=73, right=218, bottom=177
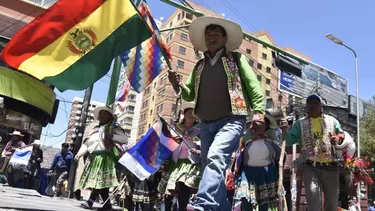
left=65, top=97, right=105, bottom=144
left=114, top=67, right=143, bottom=145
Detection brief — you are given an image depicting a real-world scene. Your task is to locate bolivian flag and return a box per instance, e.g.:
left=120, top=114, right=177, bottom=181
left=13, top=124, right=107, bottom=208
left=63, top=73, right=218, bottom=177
left=1, top=0, right=152, bottom=92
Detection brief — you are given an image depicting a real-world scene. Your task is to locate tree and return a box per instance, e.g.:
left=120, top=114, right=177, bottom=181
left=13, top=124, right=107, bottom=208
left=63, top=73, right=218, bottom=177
left=359, top=96, right=375, bottom=162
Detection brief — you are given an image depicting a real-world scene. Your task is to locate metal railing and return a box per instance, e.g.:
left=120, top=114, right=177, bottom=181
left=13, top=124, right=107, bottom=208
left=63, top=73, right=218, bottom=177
left=25, top=0, right=57, bottom=8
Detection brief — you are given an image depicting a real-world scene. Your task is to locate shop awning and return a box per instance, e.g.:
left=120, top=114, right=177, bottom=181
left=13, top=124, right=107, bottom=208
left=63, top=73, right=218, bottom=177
left=0, top=67, right=56, bottom=117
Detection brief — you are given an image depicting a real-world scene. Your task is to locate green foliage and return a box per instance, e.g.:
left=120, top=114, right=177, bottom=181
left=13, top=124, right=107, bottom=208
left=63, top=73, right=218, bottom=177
left=359, top=97, right=375, bottom=162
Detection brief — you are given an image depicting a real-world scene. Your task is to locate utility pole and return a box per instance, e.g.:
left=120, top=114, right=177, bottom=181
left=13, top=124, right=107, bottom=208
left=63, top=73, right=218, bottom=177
left=67, top=85, right=93, bottom=198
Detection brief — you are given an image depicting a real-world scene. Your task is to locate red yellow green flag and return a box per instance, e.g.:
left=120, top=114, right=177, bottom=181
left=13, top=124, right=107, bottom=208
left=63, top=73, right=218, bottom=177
left=0, top=0, right=152, bottom=92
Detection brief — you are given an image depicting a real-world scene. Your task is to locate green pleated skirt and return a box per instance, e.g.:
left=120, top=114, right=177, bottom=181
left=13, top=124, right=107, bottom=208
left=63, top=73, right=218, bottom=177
left=79, top=152, right=119, bottom=190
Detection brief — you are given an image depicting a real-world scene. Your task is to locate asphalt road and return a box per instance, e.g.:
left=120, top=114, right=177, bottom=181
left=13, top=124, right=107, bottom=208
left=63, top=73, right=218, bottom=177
left=0, top=185, right=122, bottom=211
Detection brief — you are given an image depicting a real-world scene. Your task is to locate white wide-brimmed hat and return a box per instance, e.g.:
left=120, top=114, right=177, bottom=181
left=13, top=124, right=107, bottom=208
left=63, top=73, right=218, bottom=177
left=32, top=139, right=41, bottom=145
left=93, top=106, right=114, bottom=120
left=9, top=130, right=24, bottom=136
left=189, top=16, right=243, bottom=52
left=181, top=102, right=195, bottom=112
left=179, top=102, right=196, bottom=124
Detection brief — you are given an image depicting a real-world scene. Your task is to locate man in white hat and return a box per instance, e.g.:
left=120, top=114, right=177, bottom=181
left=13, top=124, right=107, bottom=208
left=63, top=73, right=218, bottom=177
left=1, top=130, right=26, bottom=158
left=168, top=16, right=265, bottom=210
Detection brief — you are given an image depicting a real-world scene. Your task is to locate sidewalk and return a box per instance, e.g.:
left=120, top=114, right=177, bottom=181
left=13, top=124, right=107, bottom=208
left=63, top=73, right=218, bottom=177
left=0, top=185, right=122, bottom=211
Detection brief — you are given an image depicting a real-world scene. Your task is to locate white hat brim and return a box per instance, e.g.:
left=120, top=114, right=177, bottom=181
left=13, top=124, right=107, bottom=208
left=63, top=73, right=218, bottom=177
left=181, top=102, right=195, bottom=112
left=32, top=140, right=41, bottom=145
left=93, top=106, right=114, bottom=120
left=189, top=16, right=243, bottom=52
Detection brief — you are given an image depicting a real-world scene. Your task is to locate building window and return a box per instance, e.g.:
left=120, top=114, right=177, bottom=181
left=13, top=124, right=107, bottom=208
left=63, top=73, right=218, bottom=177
left=266, top=90, right=271, bottom=97
left=157, top=103, right=164, bottom=113
left=142, top=100, right=148, bottom=108
left=186, top=13, right=193, bottom=20
left=129, top=94, right=136, bottom=100
left=257, top=63, right=262, bottom=70
left=249, top=59, right=254, bottom=67
left=257, top=75, right=262, bottom=82
left=153, top=82, right=156, bottom=88
left=158, top=88, right=166, bottom=97
left=152, top=95, right=155, bottom=101
left=148, top=124, right=151, bottom=129
left=266, top=67, right=271, bottom=73
left=180, top=33, right=188, bottom=41
left=177, top=13, right=181, bottom=20
left=179, top=46, right=187, bottom=55
left=150, top=109, right=153, bottom=116
left=246, top=49, right=251, bottom=54
left=262, top=53, right=267, bottom=60
left=124, top=129, right=131, bottom=135
left=266, top=78, right=271, bottom=84
left=144, top=87, right=150, bottom=94
left=169, top=21, right=173, bottom=27
left=177, top=60, right=185, bottom=69
left=160, top=74, right=167, bottom=84
left=126, top=106, right=135, bottom=112
left=125, top=117, right=133, bottom=124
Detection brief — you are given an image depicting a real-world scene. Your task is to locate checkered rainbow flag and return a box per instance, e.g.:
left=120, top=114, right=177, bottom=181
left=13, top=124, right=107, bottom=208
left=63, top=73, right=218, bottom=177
left=120, top=1, right=172, bottom=93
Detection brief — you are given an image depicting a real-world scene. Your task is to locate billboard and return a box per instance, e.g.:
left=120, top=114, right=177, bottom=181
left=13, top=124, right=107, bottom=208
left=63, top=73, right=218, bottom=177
left=278, top=62, right=349, bottom=108
left=348, top=95, right=371, bottom=119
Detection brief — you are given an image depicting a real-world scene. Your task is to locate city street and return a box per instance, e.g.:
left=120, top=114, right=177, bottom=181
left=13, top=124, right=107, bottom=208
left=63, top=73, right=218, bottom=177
left=0, top=185, right=122, bottom=211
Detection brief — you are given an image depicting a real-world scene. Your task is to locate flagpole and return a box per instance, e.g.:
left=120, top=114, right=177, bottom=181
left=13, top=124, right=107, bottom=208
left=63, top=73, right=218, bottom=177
left=131, top=0, right=182, bottom=125
left=130, top=0, right=173, bottom=70
left=106, top=56, right=122, bottom=109
left=158, top=114, right=193, bottom=150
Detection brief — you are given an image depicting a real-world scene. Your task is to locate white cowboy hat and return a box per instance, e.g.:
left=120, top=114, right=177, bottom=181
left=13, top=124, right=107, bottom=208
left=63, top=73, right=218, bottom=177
left=181, top=102, right=195, bottom=112
left=93, top=106, right=114, bottom=120
left=9, top=130, right=24, bottom=136
left=32, top=139, right=41, bottom=145
left=179, top=102, right=196, bottom=124
left=189, top=16, right=243, bottom=52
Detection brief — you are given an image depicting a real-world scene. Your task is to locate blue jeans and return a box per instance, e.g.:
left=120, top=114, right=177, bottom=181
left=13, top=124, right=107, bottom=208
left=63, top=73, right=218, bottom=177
left=193, top=115, right=246, bottom=211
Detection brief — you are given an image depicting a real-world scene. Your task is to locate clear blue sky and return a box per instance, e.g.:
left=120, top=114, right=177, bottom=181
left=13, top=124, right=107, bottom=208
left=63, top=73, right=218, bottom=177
left=41, top=0, right=375, bottom=146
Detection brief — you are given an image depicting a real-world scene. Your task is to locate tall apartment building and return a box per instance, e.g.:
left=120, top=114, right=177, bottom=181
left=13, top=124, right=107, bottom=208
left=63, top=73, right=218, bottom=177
left=65, top=97, right=105, bottom=143
left=136, top=1, right=311, bottom=139
left=114, top=66, right=144, bottom=145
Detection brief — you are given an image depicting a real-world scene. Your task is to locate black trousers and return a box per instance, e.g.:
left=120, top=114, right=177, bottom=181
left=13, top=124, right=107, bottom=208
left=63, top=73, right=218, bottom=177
left=89, top=188, right=110, bottom=207
left=164, top=183, right=191, bottom=211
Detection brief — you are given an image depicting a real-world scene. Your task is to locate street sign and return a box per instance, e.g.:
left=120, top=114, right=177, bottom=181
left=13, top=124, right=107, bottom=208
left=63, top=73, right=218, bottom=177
left=0, top=109, right=42, bottom=138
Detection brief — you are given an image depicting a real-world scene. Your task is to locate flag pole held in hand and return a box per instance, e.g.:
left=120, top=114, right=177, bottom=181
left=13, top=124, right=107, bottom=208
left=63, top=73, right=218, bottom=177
left=278, top=109, right=287, bottom=211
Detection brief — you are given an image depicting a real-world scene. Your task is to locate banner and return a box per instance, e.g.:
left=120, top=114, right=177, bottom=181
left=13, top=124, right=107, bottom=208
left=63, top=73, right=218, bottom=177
left=279, top=63, right=348, bottom=108
left=348, top=95, right=370, bottom=119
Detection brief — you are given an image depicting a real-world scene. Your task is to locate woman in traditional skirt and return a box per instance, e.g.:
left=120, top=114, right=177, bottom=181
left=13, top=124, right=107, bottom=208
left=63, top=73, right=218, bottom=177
left=232, top=112, right=283, bottom=211
left=158, top=102, right=201, bottom=211
left=75, top=106, right=128, bottom=211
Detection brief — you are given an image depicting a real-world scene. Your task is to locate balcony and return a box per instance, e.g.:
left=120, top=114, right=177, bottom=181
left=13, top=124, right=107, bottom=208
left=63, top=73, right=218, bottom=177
left=24, top=0, right=57, bottom=8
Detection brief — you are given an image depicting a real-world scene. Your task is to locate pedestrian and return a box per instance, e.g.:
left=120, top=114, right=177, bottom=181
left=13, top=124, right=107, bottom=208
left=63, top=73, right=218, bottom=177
left=280, top=93, right=345, bottom=211
left=158, top=102, right=202, bottom=211
left=232, top=112, right=282, bottom=211
left=76, top=106, right=128, bottom=211
left=168, top=16, right=265, bottom=210
left=50, top=143, right=73, bottom=197
left=24, top=139, right=43, bottom=191
left=336, top=131, right=356, bottom=209
left=2, top=131, right=26, bottom=187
